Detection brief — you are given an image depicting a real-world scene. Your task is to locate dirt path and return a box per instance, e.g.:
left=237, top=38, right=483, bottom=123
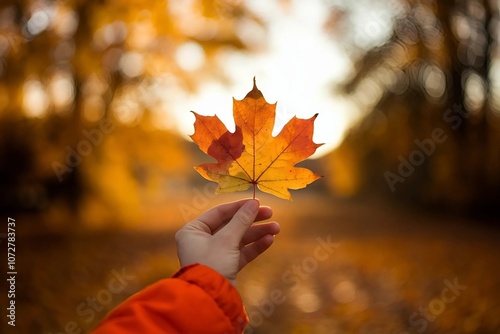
left=3, top=193, right=500, bottom=333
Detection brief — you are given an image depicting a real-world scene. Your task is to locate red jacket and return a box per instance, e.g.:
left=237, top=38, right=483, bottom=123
left=92, top=264, right=249, bottom=334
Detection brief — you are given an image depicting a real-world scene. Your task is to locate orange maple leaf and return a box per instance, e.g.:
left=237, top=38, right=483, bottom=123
left=190, top=78, right=323, bottom=200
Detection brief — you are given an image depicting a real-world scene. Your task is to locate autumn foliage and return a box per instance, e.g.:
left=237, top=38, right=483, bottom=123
left=191, top=78, right=322, bottom=200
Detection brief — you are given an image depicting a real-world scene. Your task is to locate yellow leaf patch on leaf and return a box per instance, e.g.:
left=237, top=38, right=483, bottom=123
left=190, top=78, right=323, bottom=200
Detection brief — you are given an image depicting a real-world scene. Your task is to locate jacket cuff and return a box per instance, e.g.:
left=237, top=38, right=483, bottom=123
left=173, top=264, right=248, bottom=331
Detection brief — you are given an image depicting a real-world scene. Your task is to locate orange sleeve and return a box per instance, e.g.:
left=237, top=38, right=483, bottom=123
left=91, top=264, right=249, bottom=334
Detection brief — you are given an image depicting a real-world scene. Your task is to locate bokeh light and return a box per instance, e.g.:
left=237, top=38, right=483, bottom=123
left=1, top=0, right=499, bottom=333
left=23, top=78, right=50, bottom=118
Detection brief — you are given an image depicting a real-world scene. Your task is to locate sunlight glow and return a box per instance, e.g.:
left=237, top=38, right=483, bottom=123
left=464, top=70, right=486, bottom=113
left=53, top=10, right=79, bottom=38
left=170, top=0, right=360, bottom=158
left=120, top=52, right=144, bottom=78
left=490, top=59, right=500, bottom=115
left=112, top=85, right=141, bottom=124
left=49, top=70, right=75, bottom=111
left=423, top=64, right=446, bottom=100
left=23, top=79, right=49, bottom=118
left=331, top=280, right=357, bottom=304
left=175, top=42, right=206, bottom=72
left=295, top=292, right=321, bottom=313
left=82, top=74, right=108, bottom=121
left=26, top=10, right=50, bottom=36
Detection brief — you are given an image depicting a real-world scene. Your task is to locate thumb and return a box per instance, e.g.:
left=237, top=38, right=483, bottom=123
left=221, top=200, right=259, bottom=242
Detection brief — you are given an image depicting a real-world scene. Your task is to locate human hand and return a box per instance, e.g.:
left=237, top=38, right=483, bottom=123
left=175, top=199, right=280, bottom=284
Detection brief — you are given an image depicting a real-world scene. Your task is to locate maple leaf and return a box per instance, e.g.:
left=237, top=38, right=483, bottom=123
left=190, top=78, right=323, bottom=200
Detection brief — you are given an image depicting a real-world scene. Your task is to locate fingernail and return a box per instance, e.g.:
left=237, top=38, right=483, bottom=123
left=244, top=200, right=259, bottom=211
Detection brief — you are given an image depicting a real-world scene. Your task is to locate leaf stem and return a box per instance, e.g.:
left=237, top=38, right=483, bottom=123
left=253, top=184, right=256, bottom=199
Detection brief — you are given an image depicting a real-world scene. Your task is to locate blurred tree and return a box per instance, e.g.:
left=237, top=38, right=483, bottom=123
left=326, top=0, right=500, bottom=217
left=0, top=0, right=263, bottom=227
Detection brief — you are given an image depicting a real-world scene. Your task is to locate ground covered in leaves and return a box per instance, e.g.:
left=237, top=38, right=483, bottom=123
left=5, top=194, right=500, bottom=334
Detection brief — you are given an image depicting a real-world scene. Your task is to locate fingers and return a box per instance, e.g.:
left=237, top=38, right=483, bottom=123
left=255, top=206, right=273, bottom=222
left=193, top=199, right=252, bottom=233
left=219, top=200, right=260, bottom=242
left=194, top=199, right=272, bottom=233
left=240, top=222, right=280, bottom=247
left=239, top=234, right=275, bottom=270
